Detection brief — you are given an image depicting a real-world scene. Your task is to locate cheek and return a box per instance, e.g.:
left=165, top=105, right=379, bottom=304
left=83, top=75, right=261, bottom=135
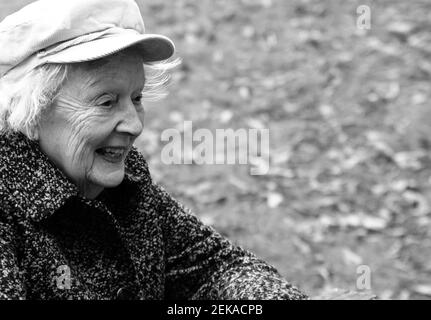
left=138, top=109, right=145, bottom=126
left=58, top=115, right=111, bottom=173
left=67, top=104, right=113, bottom=138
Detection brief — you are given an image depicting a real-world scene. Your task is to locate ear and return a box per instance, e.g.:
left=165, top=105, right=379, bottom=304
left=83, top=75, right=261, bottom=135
left=30, top=126, right=40, bottom=141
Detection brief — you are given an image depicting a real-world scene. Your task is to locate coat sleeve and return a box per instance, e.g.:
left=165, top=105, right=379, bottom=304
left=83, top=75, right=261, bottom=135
left=154, top=184, right=307, bottom=300
left=0, top=213, right=26, bottom=300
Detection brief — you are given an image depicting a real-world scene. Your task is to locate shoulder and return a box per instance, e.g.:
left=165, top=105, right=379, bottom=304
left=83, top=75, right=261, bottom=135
left=0, top=179, right=11, bottom=217
left=0, top=208, right=19, bottom=245
left=123, top=147, right=176, bottom=205
left=124, top=146, right=154, bottom=186
left=122, top=147, right=196, bottom=220
left=0, top=132, right=23, bottom=163
left=0, top=134, right=19, bottom=215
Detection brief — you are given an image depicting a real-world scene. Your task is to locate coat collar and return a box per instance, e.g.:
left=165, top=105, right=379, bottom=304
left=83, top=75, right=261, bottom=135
left=0, top=132, right=152, bottom=223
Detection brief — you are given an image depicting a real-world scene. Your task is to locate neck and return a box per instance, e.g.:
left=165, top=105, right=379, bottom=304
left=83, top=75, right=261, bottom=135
left=79, top=182, right=104, bottom=200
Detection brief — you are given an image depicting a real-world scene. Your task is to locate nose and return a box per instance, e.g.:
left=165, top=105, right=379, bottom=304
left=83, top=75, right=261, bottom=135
left=115, top=100, right=144, bottom=137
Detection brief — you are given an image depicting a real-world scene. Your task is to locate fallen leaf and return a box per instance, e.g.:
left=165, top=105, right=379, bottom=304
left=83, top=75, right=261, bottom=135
left=182, top=181, right=213, bottom=198
left=365, top=131, right=395, bottom=158
left=219, top=110, right=234, bottom=123
left=402, top=190, right=430, bottom=216
left=169, top=111, right=184, bottom=123
left=393, top=151, right=424, bottom=170
left=267, top=192, right=284, bottom=208
left=412, top=285, right=431, bottom=296
left=246, top=118, right=266, bottom=130
left=319, top=213, right=388, bottom=231
left=341, top=248, right=363, bottom=266
left=361, top=215, right=388, bottom=231
left=292, top=237, right=312, bottom=254
left=387, top=21, right=415, bottom=41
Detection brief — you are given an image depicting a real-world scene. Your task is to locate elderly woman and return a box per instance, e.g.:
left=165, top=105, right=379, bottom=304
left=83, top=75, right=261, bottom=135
left=0, top=0, right=307, bottom=300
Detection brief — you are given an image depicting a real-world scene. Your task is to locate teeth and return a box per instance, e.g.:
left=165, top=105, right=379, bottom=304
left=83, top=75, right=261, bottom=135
left=98, top=147, right=125, bottom=158
left=104, top=148, right=123, bottom=155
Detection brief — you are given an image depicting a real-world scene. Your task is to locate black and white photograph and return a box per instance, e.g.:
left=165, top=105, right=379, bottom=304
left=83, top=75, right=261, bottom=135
left=0, top=0, right=430, bottom=306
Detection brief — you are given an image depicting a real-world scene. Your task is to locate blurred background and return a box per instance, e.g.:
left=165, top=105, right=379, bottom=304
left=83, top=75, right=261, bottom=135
left=2, top=0, right=431, bottom=299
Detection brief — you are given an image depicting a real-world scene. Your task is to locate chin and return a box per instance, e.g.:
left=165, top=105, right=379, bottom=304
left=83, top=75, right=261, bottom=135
left=93, top=170, right=125, bottom=189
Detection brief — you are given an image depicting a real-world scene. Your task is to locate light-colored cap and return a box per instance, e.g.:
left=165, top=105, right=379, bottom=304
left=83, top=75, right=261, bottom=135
left=0, top=0, right=175, bottom=78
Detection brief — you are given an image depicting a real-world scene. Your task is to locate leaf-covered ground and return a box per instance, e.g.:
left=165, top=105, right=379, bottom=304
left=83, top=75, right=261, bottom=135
left=2, top=0, right=431, bottom=299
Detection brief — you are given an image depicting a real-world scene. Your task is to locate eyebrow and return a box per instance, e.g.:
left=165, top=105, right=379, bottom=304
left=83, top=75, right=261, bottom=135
left=85, top=73, right=146, bottom=92
left=77, top=59, right=146, bottom=90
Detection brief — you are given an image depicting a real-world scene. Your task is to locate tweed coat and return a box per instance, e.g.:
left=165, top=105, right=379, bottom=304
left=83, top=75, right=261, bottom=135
left=0, top=132, right=307, bottom=300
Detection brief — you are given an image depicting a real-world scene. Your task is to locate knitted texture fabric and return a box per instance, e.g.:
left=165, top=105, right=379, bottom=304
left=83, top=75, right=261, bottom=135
left=0, top=132, right=308, bottom=300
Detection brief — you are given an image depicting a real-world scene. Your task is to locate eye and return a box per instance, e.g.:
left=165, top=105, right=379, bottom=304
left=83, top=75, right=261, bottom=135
left=97, top=94, right=117, bottom=108
left=100, top=100, right=114, bottom=107
left=133, top=94, right=143, bottom=104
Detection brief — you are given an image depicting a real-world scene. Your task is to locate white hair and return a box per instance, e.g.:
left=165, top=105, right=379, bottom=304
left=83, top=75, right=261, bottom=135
left=0, top=55, right=181, bottom=140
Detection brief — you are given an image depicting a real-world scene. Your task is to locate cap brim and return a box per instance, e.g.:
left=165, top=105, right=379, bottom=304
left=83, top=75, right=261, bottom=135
left=44, top=33, right=175, bottom=64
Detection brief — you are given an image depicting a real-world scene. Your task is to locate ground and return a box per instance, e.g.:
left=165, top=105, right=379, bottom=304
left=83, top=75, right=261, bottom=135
left=2, top=0, right=431, bottom=299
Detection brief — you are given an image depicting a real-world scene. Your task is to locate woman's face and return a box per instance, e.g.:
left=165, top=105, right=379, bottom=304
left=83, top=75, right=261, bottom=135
left=37, top=51, right=146, bottom=199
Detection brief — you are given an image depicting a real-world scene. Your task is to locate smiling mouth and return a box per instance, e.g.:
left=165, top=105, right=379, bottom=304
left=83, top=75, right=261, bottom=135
left=96, top=146, right=128, bottom=163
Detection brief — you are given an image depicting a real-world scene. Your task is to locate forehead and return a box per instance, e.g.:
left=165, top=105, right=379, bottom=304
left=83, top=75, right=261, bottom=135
left=70, top=51, right=146, bottom=90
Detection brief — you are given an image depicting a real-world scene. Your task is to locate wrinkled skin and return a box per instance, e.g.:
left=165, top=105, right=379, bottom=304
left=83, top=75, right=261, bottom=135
left=37, top=51, right=146, bottom=199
